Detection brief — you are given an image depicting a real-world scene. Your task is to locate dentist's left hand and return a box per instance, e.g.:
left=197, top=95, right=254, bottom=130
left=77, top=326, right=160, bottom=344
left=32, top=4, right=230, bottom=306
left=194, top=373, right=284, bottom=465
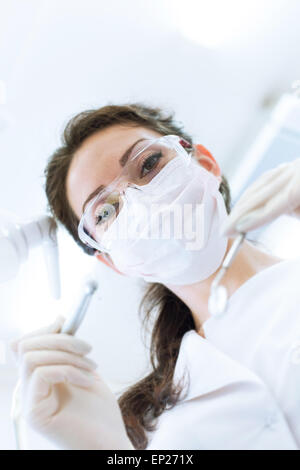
left=10, top=315, right=134, bottom=450
left=221, top=158, right=300, bottom=236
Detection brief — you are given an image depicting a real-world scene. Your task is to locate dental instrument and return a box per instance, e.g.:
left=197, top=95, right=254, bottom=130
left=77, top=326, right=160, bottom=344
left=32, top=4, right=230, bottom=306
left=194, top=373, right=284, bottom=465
left=60, top=279, right=98, bottom=335
left=208, top=233, right=246, bottom=316
left=11, top=278, right=98, bottom=450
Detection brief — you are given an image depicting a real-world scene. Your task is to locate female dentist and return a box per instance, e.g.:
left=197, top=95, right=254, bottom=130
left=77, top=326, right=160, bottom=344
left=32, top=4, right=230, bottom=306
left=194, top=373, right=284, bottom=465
left=10, top=104, right=300, bottom=450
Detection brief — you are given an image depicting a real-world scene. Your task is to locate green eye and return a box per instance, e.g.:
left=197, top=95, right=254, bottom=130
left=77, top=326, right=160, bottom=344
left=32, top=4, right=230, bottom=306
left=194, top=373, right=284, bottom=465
left=95, top=203, right=117, bottom=225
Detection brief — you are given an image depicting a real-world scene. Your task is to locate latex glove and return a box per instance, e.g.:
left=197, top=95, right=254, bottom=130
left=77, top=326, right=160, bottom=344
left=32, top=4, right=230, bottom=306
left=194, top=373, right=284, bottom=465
left=10, top=316, right=134, bottom=450
left=221, top=158, right=300, bottom=236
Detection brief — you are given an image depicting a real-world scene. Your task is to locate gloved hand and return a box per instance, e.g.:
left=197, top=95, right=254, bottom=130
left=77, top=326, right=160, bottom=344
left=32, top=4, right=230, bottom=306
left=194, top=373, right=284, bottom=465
left=221, top=158, right=300, bottom=236
left=10, top=315, right=134, bottom=450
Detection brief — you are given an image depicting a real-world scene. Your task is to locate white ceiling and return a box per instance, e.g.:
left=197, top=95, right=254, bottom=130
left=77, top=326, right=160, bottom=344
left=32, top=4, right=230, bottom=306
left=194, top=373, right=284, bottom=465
left=1, top=0, right=300, bottom=388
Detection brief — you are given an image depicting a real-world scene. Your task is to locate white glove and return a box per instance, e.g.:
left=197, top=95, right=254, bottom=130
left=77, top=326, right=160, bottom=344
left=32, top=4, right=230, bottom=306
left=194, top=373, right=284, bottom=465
left=10, top=315, right=134, bottom=450
left=221, top=158, right=300, bottom=236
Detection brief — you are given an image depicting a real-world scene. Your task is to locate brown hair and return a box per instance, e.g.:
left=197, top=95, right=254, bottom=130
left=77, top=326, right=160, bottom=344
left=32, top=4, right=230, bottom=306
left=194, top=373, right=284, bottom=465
left=44, top=102, right=231, bottom=449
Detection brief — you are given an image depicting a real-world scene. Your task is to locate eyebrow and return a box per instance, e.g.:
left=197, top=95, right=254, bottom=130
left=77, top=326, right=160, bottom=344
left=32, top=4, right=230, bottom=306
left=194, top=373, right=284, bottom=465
left=81, top=138, right=147, bottom=215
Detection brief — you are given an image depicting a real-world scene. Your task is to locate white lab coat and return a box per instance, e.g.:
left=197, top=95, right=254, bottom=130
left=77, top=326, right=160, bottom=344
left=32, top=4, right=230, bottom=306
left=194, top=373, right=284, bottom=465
left=146, top=256, right=300, bottom=450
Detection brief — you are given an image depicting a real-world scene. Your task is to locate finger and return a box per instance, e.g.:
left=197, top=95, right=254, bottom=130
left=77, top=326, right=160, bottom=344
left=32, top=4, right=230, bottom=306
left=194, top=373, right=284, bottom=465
left=24, top=365, right=96, bottom=426
left=235, top=191, right=291, bottom=232
left=220, top=221, right=240, bottom=237
left=236, top=164, right=288, bottom=199
left=18, top=334, right=92, bottom=358
left=232, top=169, right=291, bottom=216
left=221, top=171, right=290, bottom=235
left=19, top=350, right=98, bottom=380
left=10, top=315, right=66, bottom=355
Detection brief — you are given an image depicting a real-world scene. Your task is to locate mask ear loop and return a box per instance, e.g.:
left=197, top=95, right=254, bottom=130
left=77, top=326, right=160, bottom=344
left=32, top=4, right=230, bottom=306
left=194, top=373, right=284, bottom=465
left=95, top=251, right=126, bottom=276
left=194, top=143, right=222, bottom=183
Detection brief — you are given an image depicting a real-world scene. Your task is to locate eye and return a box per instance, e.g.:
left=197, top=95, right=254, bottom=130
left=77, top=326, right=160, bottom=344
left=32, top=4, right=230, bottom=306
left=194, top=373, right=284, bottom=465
left=140, top=151, right=162, bottom=178
left=95, top=202, right=118, bottom=226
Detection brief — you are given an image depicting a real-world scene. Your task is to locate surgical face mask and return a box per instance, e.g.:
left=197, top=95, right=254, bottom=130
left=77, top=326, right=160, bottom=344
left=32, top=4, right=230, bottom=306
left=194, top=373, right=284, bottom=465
left=78, top=134, right=228, bottom=285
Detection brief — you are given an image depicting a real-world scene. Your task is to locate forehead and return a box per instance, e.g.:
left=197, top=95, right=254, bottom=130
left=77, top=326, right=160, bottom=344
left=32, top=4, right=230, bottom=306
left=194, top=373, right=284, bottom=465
left=66, top=124, right=163, bottom=219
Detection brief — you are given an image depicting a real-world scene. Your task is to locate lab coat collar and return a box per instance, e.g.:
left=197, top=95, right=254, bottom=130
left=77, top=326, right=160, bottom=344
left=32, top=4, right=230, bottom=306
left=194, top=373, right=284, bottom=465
left=173, top=329, right=262, bottom=403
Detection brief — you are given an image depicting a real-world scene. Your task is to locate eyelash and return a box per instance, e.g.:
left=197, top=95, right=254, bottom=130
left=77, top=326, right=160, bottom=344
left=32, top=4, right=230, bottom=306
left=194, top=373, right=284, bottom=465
left=140, top=151, right=162, bottom=178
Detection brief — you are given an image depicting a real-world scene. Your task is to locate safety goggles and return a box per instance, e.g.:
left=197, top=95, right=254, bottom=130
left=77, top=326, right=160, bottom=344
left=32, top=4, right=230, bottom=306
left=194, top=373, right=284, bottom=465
left=78, top=134, right=193, bottom=253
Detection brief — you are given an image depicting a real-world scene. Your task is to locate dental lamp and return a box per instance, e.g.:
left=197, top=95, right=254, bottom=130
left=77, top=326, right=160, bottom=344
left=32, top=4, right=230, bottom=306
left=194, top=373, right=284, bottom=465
left=0, top=210, right=60, bottom=298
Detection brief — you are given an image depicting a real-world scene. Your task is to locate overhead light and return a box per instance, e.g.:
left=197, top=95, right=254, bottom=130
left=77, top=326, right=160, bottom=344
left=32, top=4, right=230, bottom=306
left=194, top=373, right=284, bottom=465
left=166, top=0, right=284, bottom=49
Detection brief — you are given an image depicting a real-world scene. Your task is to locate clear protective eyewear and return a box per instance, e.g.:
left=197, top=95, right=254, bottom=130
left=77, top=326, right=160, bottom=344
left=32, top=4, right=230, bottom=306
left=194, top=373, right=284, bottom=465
left=78, top=134, right=193, bottom=253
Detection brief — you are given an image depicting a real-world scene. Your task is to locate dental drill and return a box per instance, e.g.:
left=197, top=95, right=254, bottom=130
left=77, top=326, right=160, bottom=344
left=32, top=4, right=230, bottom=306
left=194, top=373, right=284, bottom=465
left=208, top=233, right=246, bottom=316
left=60, top=279, right=98, bottom=335
left=11, top=278, right=99, bottom=450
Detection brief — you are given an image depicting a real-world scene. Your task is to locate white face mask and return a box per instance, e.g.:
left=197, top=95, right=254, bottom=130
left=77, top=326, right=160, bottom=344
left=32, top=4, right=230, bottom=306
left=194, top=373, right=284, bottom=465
left=102, top=156, right=228, bottom=285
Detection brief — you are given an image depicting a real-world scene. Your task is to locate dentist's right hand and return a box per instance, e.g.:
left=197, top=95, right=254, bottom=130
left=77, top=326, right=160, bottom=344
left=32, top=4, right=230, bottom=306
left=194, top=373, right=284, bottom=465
left=10, top=315, right=134, bottom=450
left=221, top=157, right=300, bottom=236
